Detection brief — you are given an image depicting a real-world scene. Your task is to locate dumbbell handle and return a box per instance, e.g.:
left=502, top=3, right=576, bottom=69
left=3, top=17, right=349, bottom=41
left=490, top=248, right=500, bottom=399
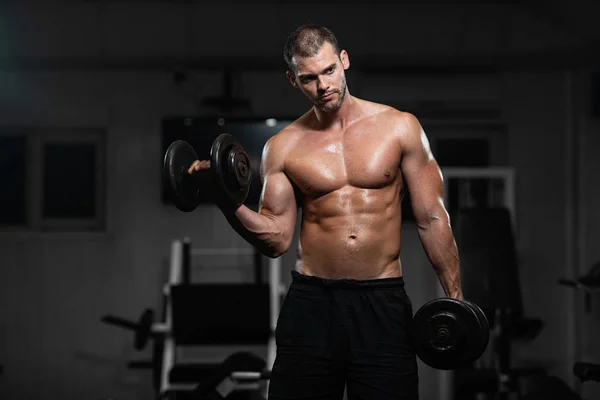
left=187, top=163, right=209, bottom=183
left=187, top=163, right=229, bottom=206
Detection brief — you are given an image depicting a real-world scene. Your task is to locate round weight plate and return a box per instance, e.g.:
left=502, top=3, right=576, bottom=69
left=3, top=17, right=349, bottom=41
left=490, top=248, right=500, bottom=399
left=163, top=140, right=202, bottom=212
left=411, top=298, right=481, bottom=370
left=134, top=308, right=154, bottom=351
left=463, top=300, right=490, bottom=363
left=228, top=146, right=252, bottom=189
left=211, top=133, right=252, bottom=207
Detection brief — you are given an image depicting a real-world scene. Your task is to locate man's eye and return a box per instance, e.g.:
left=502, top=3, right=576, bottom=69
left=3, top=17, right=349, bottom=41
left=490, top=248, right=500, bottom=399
left=327, top=68, right=335, bottom=74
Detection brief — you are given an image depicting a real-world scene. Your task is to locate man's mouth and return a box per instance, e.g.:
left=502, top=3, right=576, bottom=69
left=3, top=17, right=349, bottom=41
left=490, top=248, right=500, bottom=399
left=320, top=92, right=335, bottom=101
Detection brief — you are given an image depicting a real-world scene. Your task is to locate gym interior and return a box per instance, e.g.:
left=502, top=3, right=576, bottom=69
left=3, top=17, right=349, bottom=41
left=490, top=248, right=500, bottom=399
left=0, top=1, right=599, bottom=399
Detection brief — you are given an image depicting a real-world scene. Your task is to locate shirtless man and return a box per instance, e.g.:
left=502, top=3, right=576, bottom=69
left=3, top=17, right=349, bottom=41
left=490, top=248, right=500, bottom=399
left=190, top=25, right=463, bottom=400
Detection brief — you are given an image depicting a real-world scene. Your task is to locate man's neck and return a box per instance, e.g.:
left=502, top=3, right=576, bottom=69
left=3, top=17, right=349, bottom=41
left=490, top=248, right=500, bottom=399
left=313, top=92, right=357, bottom=130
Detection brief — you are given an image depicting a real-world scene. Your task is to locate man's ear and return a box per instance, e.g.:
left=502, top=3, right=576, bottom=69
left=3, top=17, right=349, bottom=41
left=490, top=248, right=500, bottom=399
left=286, top=71, right=298, bottom=88
left=340, top=50, right=350, bottom=70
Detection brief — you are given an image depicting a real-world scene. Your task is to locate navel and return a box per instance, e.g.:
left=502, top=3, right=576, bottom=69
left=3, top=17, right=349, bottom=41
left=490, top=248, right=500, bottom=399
left=349, top=234, right=357, bottom=240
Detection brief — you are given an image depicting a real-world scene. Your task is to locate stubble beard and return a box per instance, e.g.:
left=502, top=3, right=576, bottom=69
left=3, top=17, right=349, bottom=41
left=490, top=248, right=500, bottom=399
left=314, top=75, right=347, bottom=113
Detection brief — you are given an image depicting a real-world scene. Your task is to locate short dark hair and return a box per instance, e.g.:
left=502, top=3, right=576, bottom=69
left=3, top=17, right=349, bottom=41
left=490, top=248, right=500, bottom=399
left=283, top=25, right=341, bottom=72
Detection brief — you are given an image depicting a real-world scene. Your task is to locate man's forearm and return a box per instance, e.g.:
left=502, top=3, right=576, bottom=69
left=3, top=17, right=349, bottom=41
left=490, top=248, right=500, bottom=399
left=417, top=214, right=463, bottom=299
left=219, top=204, right=285, bottom=258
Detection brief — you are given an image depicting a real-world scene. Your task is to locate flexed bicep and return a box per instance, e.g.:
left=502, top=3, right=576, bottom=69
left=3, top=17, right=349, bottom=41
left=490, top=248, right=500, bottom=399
left=257, top=136, right=298, bottom=253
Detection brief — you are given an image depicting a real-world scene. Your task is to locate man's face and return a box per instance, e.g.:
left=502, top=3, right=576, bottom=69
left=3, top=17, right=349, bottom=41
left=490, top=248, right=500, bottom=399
left=287, top=42, right=350, bottom=113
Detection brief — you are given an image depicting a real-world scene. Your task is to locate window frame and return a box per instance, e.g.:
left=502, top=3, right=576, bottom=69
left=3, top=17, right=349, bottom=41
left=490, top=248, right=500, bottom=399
left=0, top=127, right=106, bottom=233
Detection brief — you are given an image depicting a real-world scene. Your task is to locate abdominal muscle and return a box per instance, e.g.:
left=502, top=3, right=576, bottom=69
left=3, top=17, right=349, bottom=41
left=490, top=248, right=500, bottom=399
left=296, top=185, right=404, bottom=280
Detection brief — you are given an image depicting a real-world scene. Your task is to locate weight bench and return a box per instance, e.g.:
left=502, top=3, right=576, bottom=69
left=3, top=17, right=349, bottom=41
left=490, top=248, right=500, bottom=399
left=163, top=283, right=271, bottom=398
left=102, top=239, right=275, bottom=399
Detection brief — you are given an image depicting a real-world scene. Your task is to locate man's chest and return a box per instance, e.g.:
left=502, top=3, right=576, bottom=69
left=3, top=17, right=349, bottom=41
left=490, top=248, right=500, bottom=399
left=284, top=129, right=402, bottom=195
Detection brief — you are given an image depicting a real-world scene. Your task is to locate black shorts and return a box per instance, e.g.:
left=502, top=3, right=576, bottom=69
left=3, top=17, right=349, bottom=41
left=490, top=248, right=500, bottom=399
left=268, top=270, right=419, bottom=400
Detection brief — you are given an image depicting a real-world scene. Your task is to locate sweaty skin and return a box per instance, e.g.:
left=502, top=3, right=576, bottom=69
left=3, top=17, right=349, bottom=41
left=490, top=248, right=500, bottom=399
left=282, top=105, right=419, bottom=280
left=189, top=43, right=462, bottom=299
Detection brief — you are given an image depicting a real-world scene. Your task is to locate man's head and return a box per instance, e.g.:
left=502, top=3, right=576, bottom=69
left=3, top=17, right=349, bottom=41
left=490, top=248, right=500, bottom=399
left=284, top=25, right=350, bottom=113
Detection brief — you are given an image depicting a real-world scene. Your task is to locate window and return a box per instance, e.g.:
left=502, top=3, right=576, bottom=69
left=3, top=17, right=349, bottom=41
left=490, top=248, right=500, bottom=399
left=0, top=128, right=106, bottom=232
left=43, top=142, right=97, bottom=219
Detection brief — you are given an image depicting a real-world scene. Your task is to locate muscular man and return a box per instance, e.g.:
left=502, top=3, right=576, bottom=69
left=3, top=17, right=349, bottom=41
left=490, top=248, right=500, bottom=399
left=190, top=25, right=463, bottom=400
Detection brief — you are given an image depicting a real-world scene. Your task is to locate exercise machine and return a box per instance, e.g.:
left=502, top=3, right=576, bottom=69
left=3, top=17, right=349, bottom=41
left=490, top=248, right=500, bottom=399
left=102, top=238, right=285, bottom=399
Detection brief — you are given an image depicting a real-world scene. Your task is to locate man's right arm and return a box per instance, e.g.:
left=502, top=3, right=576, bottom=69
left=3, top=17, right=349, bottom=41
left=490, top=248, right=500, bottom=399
left=219, top=134, right=298, bottom=258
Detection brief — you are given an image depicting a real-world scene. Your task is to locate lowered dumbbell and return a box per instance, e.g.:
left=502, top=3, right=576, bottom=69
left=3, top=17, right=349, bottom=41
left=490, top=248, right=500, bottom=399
left=411, top=298, right=490, bottom=370
left=163, top=133, right=252, bottom=212
left=101, top=308, right=169, bottom=351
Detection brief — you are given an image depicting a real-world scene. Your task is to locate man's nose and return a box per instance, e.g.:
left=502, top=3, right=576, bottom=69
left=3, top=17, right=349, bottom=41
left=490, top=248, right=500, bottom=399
left=317, top=76, right=329, bottom=92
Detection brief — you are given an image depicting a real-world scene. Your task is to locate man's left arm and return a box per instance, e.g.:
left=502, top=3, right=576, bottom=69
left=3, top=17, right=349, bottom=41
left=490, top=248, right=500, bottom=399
left=399, top=113, right=463, bottom=300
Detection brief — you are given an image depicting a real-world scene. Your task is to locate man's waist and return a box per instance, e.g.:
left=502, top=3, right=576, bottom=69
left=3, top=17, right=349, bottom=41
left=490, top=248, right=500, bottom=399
left=295, top=258, right=402, bottom=281
left=290, top=269, right=405, bottom=289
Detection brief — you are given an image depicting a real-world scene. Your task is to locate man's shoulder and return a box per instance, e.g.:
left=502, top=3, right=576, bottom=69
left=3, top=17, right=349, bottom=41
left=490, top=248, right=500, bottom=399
left=358, top=98, right=418, bottom=126
left=356, top=100, right=424, bottom=151
left=267, top=121, right=301, bottom=148
left=267, top=111, right=313, bottom=147
left=263, top=118, right=306, bottom=164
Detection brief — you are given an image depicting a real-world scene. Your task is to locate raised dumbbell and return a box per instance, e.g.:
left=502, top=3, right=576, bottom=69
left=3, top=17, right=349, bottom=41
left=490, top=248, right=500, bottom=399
left=163, top=133, right=252, bottom=212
